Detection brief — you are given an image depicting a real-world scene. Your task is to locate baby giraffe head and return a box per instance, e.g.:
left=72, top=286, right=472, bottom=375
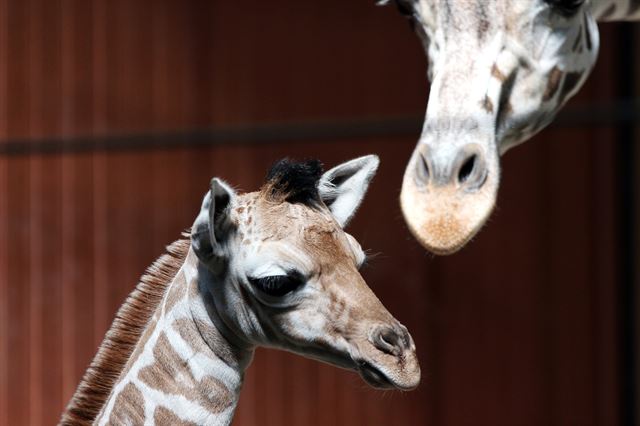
left=191, top=155, right=420, bottom=391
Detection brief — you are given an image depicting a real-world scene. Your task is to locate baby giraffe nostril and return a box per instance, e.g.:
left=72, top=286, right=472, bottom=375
left=372, top=326, right=405, bottom=356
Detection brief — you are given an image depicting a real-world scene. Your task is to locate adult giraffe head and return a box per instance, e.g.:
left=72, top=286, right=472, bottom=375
left=385, top=0, right=624, bottom=254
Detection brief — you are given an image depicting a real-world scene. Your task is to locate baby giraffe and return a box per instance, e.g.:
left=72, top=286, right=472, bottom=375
left=60, top=155, right=420, bottom=425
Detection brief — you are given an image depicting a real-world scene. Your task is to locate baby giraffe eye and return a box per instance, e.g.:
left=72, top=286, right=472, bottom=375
left=248, top=272, right=305, bottom=297
left=545, top=0, right=585, bottom=16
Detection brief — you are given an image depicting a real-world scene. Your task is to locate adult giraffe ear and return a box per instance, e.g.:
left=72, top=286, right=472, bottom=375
left=318, top=155, right=380, bottom=228
left=376, top=0, right=414, bottom=18
left=192, top=178, right=236, bottom=266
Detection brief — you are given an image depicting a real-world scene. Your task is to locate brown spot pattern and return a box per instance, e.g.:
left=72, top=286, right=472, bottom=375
left=120, top=315, right=159, bottom=380
left=173, top=318, right=245, bottom=369
left=543, top=67, right=563, bottom=101
left=481, top=96, right=494, bottom=113
left=600, top=4, right=616, bottom=19
left=477, top=18, right=489, bottom=41
left=153, top=406, right=198, bottom=426
left=174, top=318, right=213, bottom=353
left=107, top=383, right=145, bottom=425
left=138, top=332, right=233, bottom=413
left=491, top=64, right=506, bottom=82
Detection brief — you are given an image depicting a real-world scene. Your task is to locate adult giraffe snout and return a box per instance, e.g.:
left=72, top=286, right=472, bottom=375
left=401, top=140, right=499, bottom=255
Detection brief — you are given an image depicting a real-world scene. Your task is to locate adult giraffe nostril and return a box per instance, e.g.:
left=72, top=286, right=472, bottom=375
left=454, top=146, right=488, bottom=191
left=414, top=149, right=431, bottom=185
left=458, top=154, right=476, bottom=184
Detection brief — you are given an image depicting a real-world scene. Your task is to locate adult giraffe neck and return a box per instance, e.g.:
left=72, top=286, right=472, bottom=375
left=591, top=0, right=640, bottom=21
left=95, top=249, right=254, bottom=425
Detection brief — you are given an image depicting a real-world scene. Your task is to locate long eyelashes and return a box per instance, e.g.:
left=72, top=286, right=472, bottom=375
left=249, top=252, right=368, bottom=297
left=248, top=272, right=305, bottom=297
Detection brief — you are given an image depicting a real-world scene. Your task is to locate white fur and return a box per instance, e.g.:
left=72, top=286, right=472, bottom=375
left=319, top=155, right=380, bottom=227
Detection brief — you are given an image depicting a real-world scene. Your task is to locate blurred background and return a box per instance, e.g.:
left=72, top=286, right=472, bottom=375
left=0, top=0, right=638, bottom=425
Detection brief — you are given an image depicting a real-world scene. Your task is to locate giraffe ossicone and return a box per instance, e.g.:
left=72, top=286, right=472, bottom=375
left=385, top=0, right=639, bottom=254
left=61, top=155, right=420, bottom=426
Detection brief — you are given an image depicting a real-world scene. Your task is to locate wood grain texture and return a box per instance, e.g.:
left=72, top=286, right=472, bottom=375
left=0, top=1, right=624, bottom=425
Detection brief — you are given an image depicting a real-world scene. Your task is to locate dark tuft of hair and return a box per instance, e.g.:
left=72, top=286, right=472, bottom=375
left=264, top=158, right=324, bottom=204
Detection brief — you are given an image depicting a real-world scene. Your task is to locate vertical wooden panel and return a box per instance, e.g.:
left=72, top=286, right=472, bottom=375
left=39, top=156, right=65, bottom=422
left=6, top=2, right=30, bottom=424
left=60, top=0, right=77, bottom=405
left=0, top=0, right=9, bottom=421
left=0, top=17, right=7, bottom=413
left=0, top=1, right=5, bottom=419
left=92, top=0, right=109, bottom=350
left=634, top=24, right=640, bottom=426
left=0, top=155, right=6, bottom=426
left=585, top=26, right=619, bottom=426
left=27, top=2, right=44, bottom=424
left=7, top=157, right=31, bottom=425
left=69, top=1, right=99, bottom=409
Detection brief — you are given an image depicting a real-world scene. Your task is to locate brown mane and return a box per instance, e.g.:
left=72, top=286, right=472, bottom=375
left=59, top=234, right=191, bottom=425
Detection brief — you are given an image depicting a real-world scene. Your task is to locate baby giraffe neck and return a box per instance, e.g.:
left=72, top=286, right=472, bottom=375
left=95, top=249, right=254, bottom=426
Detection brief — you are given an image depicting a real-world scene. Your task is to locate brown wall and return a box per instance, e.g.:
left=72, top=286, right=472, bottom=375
left=0, top=1, right=625, bottom=425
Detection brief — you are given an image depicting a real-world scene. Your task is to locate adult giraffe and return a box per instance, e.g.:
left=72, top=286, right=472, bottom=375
left=60, top=156, right=420, bottom=425
left=386, top=0, right=639, bottom=254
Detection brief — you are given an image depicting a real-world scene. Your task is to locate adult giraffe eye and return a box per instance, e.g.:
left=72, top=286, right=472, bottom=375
left=248, top=272, right=304, bottom=297
left=395, top=0, right=414, bottom=17
left=546, top=0, right=585, bottom=16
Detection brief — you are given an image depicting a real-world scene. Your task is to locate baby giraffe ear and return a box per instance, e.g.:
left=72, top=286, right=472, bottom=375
left=192, top=178, right=236, bottom=267
left=318, top=155, right=380, bottom=228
